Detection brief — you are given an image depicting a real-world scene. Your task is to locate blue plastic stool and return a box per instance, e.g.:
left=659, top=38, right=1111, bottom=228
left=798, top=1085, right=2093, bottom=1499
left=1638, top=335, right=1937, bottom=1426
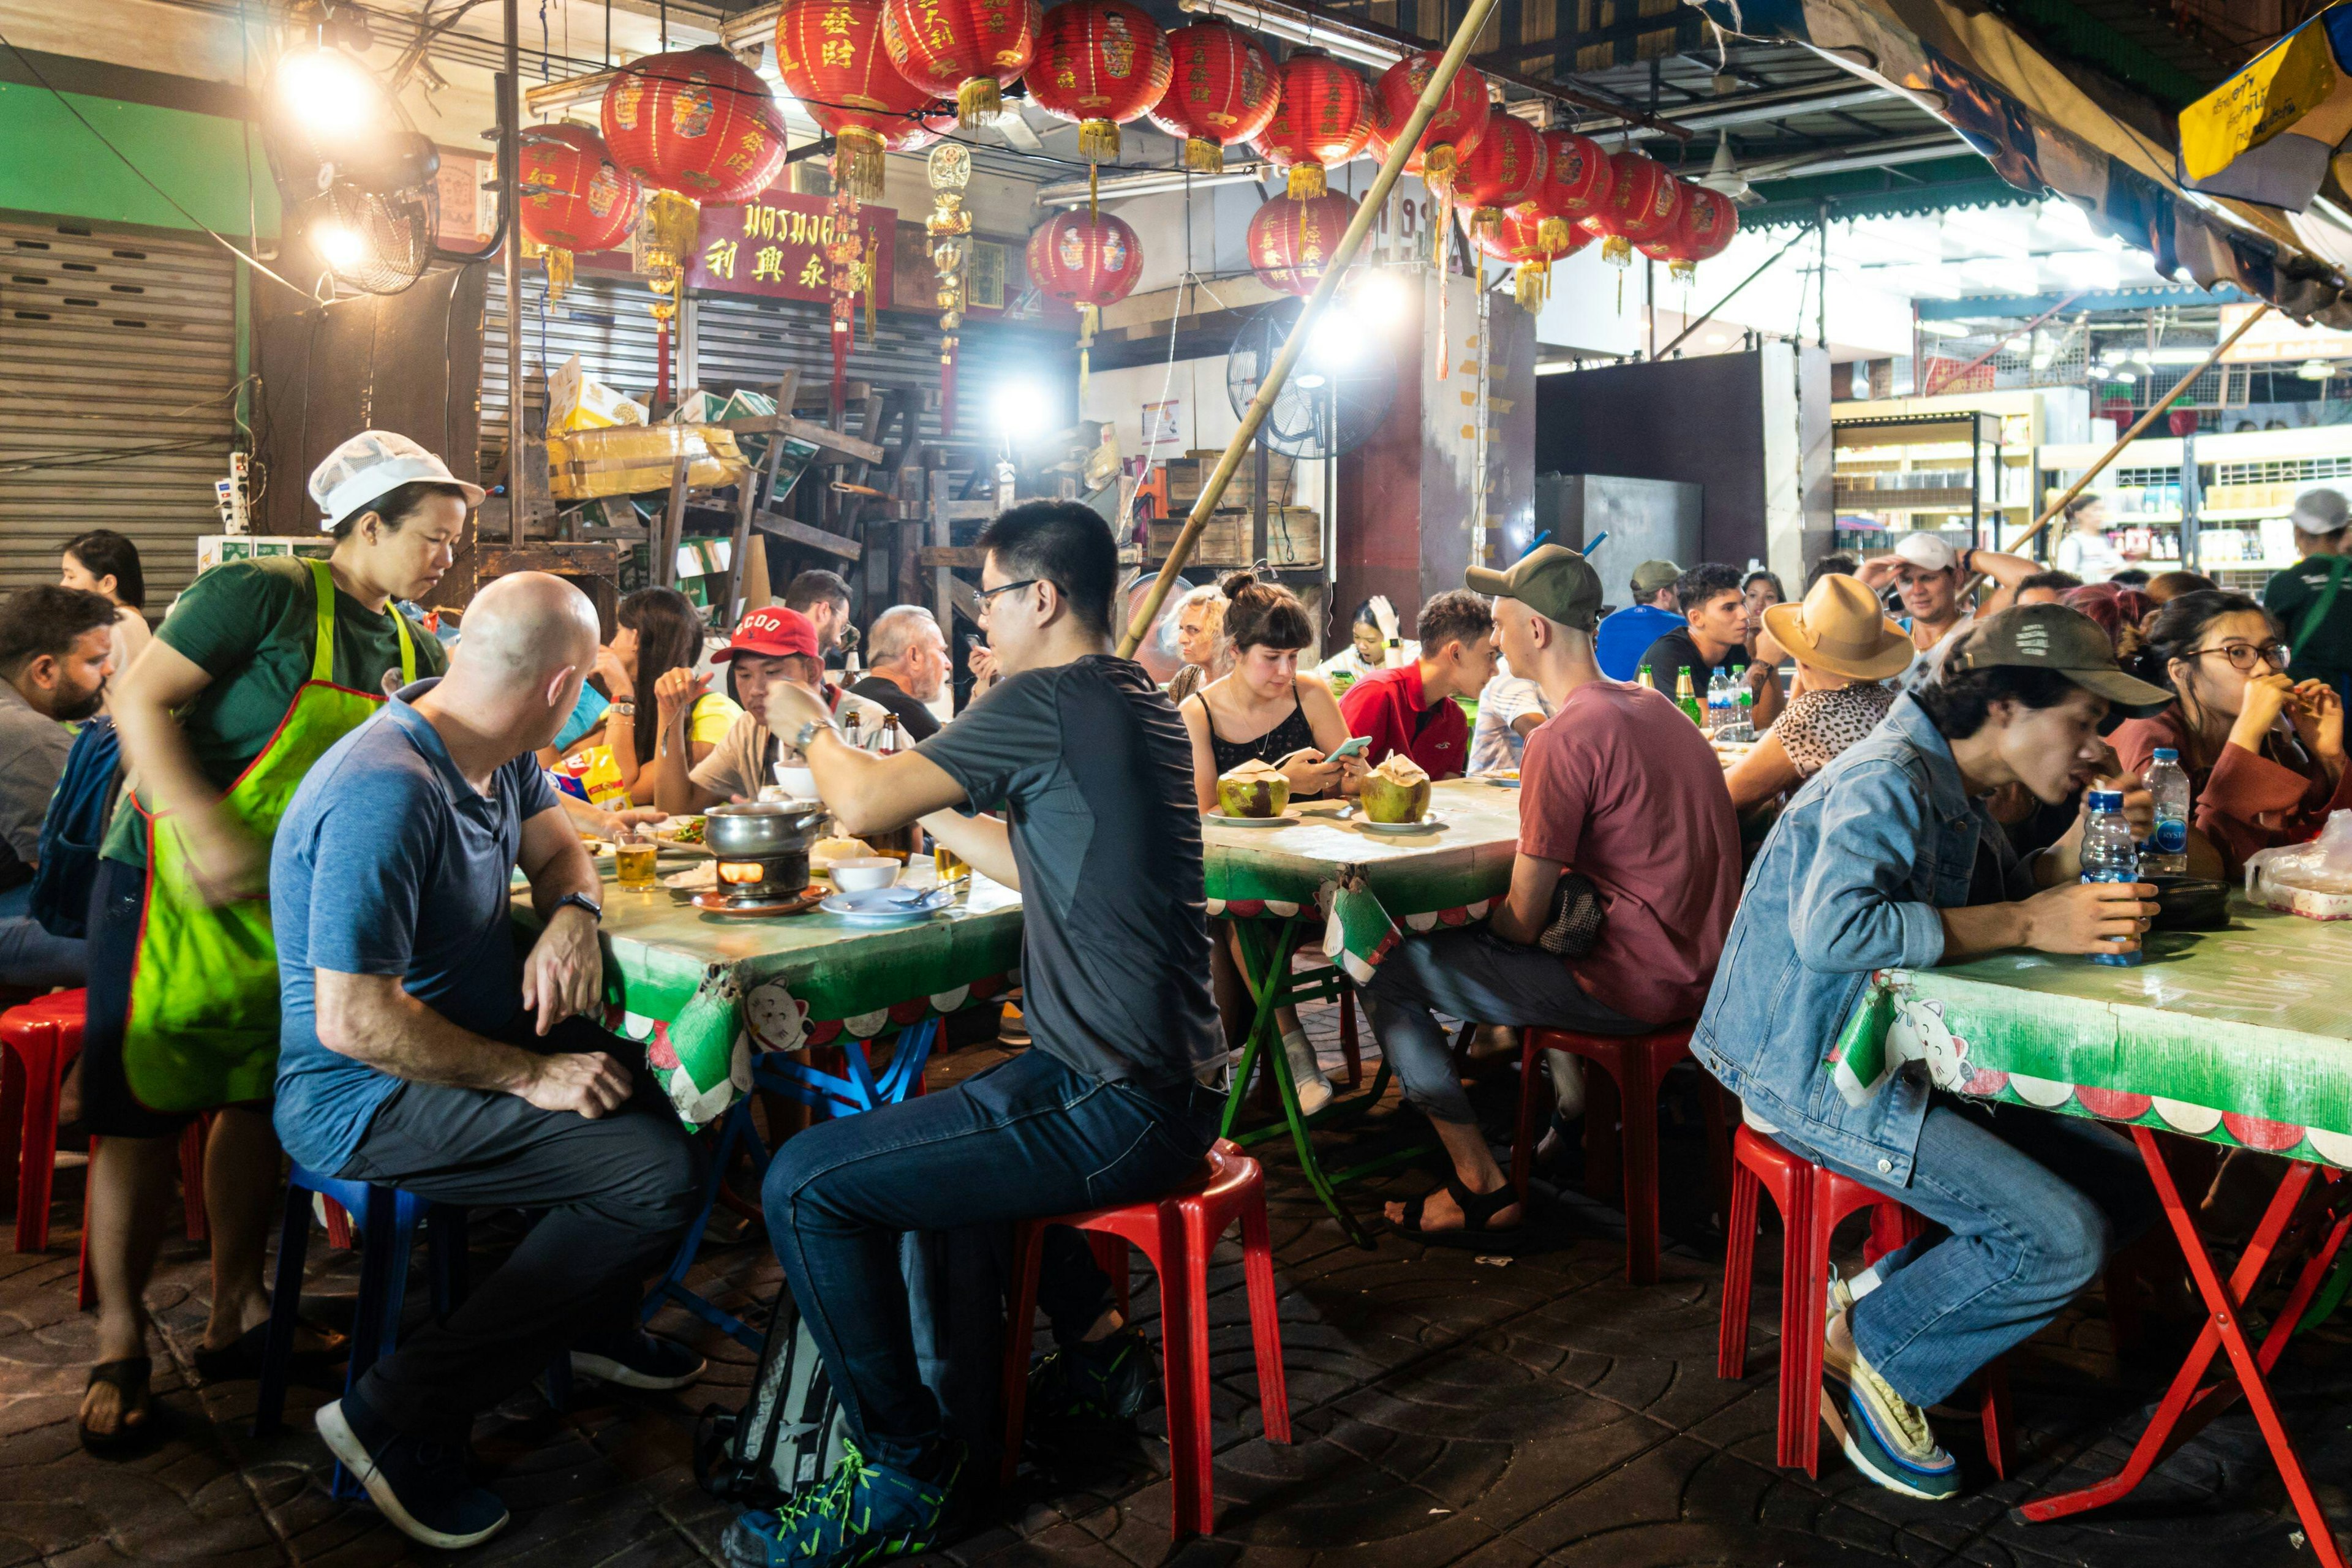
left=254, top=1165, right=571, bottom=1499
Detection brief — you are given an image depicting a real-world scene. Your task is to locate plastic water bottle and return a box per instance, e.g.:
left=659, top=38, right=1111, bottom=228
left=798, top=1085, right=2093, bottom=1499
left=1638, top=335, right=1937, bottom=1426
left=1734, top=674, right=1757, bottom=741
left=2080, top=788, right=2143, bottom=967
left=2144, top=747, right=2190, bottom=876
left=1705, top=671, right=1730, bottom=734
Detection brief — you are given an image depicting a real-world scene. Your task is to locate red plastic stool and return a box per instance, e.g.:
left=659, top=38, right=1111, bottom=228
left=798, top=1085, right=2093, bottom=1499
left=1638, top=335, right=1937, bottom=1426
left=1509, top=1023, right=1728, bottom=1284
left=2, top=990, right=91, bottom=1252
left=1001, top=1139, right=1291, bottom=1540
left=1719, top=1123, right=2015, bottom=1478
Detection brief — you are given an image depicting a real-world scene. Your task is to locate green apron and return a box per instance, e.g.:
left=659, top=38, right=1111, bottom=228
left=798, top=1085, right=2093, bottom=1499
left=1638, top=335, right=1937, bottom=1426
left=124, top=557, right=416, bottom=1112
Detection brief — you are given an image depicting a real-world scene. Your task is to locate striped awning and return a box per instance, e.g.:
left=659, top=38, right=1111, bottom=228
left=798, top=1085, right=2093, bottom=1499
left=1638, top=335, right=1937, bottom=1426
left=1684, top=0, right=2352, bottom=326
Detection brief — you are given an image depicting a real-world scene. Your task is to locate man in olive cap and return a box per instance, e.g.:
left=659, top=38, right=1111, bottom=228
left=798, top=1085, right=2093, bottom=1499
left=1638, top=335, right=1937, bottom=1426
left=2266, top=486, right=2352, bottom=704
left=1694, top=603, right=2167, bottom=1503
left=1362, top=546, right=1740, bottom=1247
left=1593, top=557, right=1684, bottom=681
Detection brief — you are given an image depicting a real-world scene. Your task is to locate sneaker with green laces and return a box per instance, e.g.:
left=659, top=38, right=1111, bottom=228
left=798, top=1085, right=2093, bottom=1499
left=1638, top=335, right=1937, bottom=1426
left=1820, top=1297, right=1959, bottom=1501
left=1027, top=1326, right=1158, bottom=1428
left=719, top=1441, right=962, bottom=1568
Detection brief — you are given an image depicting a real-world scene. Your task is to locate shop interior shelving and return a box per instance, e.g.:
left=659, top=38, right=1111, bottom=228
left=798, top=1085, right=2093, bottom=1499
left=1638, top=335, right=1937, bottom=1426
left=2035, top=424, right=2352, bottom=589
left=1832, top=406, right=2040, bottom=552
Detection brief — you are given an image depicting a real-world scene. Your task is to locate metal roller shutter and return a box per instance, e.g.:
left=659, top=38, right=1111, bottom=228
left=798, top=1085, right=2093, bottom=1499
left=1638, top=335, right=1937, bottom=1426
left=482, top=270, right=1061, bottom=475
left=0, top=216, right=238, bottom=602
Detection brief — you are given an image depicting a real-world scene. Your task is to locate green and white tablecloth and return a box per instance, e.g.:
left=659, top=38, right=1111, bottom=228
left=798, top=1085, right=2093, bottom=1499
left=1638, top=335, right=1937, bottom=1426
left=518, top=873, right=1023, bottom=1130
left=1202, top=779, right=1522, bottom=979
left=1835, top=895, right=2352, bottom=1164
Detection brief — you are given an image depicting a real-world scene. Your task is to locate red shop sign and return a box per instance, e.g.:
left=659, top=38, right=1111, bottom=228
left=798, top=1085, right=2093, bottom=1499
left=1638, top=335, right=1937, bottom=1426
left=686, top=188, right=899, bottom=304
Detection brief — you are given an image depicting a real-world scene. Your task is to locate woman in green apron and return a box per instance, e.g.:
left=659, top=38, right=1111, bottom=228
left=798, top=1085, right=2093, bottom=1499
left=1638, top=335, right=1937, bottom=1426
left=76, top=431, right=476, bottom=1451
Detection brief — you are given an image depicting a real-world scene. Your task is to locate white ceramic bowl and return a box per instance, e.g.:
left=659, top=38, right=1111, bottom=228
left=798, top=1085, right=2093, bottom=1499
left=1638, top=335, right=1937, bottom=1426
left=774, top=764, right=818, bottom=800
left=827, top=857, right=900, bottom=892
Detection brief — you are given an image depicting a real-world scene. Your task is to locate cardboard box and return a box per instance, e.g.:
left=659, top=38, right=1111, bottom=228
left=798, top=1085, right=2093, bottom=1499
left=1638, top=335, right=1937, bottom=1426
left=548, top=426, right=748, bottom=500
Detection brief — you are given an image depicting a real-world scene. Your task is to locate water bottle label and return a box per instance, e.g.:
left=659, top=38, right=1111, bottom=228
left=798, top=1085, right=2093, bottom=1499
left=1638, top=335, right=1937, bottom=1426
left=2084, top=870, right=2138, bottom=883
left=2154, top=819, right=2188, bottom=854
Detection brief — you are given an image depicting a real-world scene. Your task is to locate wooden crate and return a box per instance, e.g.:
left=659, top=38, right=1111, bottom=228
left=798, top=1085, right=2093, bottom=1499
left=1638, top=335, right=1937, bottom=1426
left=1164, top=449, right=1297, bottom=507
left=1148, top=505, right=1322, bottom=569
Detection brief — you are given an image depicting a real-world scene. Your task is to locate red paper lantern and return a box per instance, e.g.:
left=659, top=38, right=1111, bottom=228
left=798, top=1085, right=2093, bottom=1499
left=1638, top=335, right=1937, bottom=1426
left=1466, top=198, right=1587, bottom=307
left=1525, top=128, right=1613, bottom=251
left=1580, top=147, right=1681, bottom=266
left=775, top=0, right=942, bottom=198
left=1025, top=0, right=1171, bottom=164
left=880, top=0, right=1043, bottom=127
left=1147, top=20, right=1278, bottom=175
left=1454, top=112, right=1539, bottom=230
left=1254, top=50, right=1370, bottom=200
left=1649, top=182, right=1738, bottom=281
left=1367, top=50, right=1489, bottom=194
left=600, top=46, right=790, bottom=204
left=1027, top=208, right=1144, bottom=309
left=518, top=126, right=640, bottom=253
left=1246, top=190, right=1357, bottom=296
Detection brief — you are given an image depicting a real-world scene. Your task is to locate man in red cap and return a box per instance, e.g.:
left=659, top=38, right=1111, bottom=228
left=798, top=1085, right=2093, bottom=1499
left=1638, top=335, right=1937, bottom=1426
left=649, top=606, right=888, bottom=814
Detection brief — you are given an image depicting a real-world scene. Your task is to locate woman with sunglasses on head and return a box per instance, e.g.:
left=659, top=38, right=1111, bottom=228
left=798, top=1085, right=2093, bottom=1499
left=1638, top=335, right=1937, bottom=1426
left=2110, top=590, right=2352, bottom=876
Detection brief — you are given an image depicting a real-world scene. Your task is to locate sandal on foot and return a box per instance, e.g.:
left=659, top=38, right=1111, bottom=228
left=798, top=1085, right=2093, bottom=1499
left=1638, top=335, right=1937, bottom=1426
left=1392, top=1175, right=1525, bottom=1252
left=80, top=1357, right=157, bottom=1457
left=194, top=1319, right=349, bottom=1386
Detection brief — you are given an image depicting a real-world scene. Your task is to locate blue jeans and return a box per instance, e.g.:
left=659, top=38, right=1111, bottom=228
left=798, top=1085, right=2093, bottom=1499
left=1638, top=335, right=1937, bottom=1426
left=0, top=883, right=83, bottom=989
left=762, top=1049, right=1218, bottom=1469
left=1363, top=927, right=1641, bottom=1127
left=1782, top=1099, right=2155, bottom=1409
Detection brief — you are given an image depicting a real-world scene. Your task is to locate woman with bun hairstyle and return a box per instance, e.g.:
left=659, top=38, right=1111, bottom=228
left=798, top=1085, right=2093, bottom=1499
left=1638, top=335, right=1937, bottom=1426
left=1179, top=571, right=1366, bottom=1114
left=2109, top=589, right=2352, bottom=876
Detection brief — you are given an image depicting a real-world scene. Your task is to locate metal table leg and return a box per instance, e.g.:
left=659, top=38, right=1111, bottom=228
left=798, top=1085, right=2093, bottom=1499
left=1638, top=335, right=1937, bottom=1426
left=2016, top=1126, right=2352, bottom=1568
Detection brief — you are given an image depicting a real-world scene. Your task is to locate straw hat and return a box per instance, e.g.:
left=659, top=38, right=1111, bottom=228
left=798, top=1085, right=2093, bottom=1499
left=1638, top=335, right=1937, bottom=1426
left=1762, top=574, right=1917, bottom=682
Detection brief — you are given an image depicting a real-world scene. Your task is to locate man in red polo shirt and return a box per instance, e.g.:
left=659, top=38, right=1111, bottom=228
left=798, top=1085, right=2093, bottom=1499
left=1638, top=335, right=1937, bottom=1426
left=1337, top=590, right=1497, bottom=778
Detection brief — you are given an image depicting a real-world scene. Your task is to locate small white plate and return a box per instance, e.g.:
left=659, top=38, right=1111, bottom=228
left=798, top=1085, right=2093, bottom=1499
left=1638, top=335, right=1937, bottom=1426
left=1355, top=812, right=1446, bottom=835
left=820, top=886, right=956, bottom=925
left=1477, top=774, right=1520, bottom=789
left=662, top=863, right=718, bottom=892
left=1204, top=810, right=1302, bottom=829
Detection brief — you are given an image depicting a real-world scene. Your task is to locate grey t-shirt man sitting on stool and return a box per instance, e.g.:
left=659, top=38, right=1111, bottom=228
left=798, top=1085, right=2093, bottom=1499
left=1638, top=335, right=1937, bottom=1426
left=270, top=573, right=706, bottom=1552
left=0, top=586, right=120, bottom=986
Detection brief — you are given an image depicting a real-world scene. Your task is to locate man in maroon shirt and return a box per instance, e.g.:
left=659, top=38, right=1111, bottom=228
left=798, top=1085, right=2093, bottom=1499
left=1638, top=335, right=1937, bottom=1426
left=1336, top=590, right=1497, bottom=778
left=1360, top=546, right=1741, bottom=1245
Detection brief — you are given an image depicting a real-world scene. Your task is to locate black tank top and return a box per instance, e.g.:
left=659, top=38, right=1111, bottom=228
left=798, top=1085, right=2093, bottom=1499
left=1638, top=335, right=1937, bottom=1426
left=1207, top=695, right=1320, bottom=792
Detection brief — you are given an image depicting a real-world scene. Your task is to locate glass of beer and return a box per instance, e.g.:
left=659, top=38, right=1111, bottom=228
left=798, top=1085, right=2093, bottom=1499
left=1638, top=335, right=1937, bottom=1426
left=615, top=828, right=658, bottom=891
left=933, top=840, right=967, bottom=885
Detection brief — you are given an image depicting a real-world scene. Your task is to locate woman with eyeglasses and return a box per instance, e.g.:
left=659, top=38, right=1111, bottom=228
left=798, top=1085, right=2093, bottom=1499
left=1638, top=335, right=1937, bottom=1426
left=2111, top=589, right=2352, bottom=876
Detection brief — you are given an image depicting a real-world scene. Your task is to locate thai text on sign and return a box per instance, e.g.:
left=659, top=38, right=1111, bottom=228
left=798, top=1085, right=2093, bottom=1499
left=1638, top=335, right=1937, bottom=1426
left=685, top=190, right=899, bottom=304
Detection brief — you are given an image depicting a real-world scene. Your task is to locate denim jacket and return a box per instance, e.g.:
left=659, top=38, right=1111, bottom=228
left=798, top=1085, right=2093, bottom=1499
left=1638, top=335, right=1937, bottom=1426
left=1694, top=695, right=2034, bottom=1185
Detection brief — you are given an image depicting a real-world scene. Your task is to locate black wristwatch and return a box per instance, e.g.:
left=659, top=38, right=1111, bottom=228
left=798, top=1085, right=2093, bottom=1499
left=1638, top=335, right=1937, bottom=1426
left=554, top=891, right=603, bottom=924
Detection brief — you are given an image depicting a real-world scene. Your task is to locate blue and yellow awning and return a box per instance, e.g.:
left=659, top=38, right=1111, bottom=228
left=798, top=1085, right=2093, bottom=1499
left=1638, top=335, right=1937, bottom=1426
left=2179, top=3, right=2352, bottom=211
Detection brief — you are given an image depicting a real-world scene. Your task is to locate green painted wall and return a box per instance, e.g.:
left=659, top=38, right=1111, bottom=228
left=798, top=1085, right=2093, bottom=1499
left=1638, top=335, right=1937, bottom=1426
left=0, top=83, right=277, bottom=237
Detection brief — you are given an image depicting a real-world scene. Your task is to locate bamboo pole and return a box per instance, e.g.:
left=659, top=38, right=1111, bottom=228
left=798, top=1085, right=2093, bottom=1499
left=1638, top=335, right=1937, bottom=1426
left=1115, top=0, right=1504, bottom=658
left=2007, top=303, right=2271, bottom=561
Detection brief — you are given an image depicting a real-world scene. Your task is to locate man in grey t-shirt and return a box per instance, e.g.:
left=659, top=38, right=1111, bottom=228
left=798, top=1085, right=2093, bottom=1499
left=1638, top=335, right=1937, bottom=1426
left=729, top=503, right=1222, bottom=1568
left=0, top=586, right=118, bottom=984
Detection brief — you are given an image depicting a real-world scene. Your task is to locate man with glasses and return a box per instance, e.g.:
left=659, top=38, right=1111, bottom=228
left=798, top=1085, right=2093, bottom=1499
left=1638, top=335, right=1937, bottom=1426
left=2111, top=588, right=2352, bottom=876
left=721, top=502, right=1224, bottom=1568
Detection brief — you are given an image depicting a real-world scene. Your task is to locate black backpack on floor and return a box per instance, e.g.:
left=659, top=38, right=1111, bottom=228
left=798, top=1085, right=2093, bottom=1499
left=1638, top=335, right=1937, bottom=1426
left=695, top=1227, right=1007, bottom=1509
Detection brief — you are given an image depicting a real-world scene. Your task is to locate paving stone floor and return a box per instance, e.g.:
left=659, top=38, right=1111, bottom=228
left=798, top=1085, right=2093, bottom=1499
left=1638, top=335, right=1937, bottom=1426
left=5, top=997, right=2351, bottom=1567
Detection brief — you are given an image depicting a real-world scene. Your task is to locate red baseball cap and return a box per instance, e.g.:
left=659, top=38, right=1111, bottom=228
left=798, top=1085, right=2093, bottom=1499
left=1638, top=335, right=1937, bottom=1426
left=716, top=606, right=820, bottom=662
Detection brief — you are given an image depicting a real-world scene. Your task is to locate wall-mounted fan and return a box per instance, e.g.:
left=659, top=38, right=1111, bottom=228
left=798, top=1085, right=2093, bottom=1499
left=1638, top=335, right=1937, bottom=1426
left=1224, top=300, right=1397, bottom=461
left=262, top=43, right=443, bottom=295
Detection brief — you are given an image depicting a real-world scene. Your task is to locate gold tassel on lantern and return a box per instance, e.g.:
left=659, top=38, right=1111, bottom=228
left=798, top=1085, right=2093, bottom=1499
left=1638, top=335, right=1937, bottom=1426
left=1515, top=260, right=1549, bottom=312
left=1078, top=119, right=1120, bottom=164
left=1077, top=303, right=1098, bottom=407
left=1473, top=206, right=1502, bottom=233
left=1183, top=136, right=1223, bottom=173
left=833, top=127, right=889, bottom=202
left=1422, top=144, right=1458, bottom=198
left=1670, top=258, right=1695, bottom=285
left=545, top=247, right=576, bottom=303
left=957, top=77, right=1003, bottom=128
left=1286, top=164, right=1326, bottom=200
left=1536, top=215, right=1569, bottom=251
left=1600, top=233, right=1631, bottom=267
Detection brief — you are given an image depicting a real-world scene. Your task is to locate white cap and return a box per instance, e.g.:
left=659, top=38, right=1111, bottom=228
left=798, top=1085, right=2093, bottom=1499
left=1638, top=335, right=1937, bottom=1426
left=1892, top=532, right=1959, bottom=573
left=307, top=430, right=485, bottom=532
left=2293, top=487, right=2351, bottom=535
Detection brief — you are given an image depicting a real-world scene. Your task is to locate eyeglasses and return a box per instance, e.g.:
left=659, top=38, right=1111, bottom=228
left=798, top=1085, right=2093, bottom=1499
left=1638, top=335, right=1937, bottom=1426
left=973, top=578, right=1041, bottom=619
left=2190, top=640, right=2291, bottom=673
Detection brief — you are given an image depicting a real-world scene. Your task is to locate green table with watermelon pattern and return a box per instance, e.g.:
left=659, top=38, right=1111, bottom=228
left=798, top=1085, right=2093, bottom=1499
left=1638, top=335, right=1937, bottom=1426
left=1202, top=779, right=1521, bottom=1241
left=1843, top=897, right=2352, bottom=1564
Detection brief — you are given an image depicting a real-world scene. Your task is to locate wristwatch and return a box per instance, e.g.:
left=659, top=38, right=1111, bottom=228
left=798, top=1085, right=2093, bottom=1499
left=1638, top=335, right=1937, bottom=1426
left=793, top=717, right=834, bottom=753
left=609, top=700, right=636, bottom=717
left=554, top=891, right=603, bottom=924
